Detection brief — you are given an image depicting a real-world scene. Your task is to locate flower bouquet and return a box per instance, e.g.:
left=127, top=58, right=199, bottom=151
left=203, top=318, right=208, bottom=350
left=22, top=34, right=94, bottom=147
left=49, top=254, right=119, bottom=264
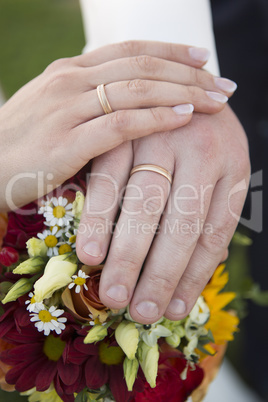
left=0, top=182, right=240, bottom=402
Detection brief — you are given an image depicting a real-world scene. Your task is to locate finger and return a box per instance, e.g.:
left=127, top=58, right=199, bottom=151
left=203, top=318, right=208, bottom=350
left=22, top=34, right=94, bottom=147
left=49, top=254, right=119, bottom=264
left=71, top=106, right=193, bottom=163
left=76, top=80, right=228, bottom=122
left=221, top=248, right=229, bottom=262
left=87, top=56, right=237, bottom=96
left=127, top=164, right=218, bottom=324
left=164, top=175, right=248, bottom=321
left=75, top=41, right=211, bottom=69
left=98, top=149, right=174, bottom=309
left=76, top=142, right=132, bottom=266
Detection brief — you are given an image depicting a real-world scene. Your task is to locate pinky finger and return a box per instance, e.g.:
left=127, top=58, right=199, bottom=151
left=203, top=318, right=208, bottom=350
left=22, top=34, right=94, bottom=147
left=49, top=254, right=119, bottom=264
left=73, top=104, right=194, bottom=160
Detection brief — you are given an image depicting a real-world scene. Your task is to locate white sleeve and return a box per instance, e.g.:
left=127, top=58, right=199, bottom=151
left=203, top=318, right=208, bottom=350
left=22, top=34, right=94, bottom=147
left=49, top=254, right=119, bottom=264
left=79, top=0, right=219, bottom=75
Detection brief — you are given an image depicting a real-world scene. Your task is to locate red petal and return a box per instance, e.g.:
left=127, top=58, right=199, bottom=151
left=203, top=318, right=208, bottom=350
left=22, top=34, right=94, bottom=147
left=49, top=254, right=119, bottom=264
left=109, top=365, right=134, bottom=402
left=35, top=359, right=57, bottom=392
left=1, top=342, right=42, bottom=365
left=73, top=336, right=98, bottom=356
left=57, top=357, right=80, bottom=386
left=85, top=356, right=108, bottom=389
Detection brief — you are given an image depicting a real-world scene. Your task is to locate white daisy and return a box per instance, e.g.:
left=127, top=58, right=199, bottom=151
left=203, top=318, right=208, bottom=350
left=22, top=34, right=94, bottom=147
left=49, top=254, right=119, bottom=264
left=65, top=229, right=77, bottom=248
left=30, top=305, right=67, bottom=336
left=25, top=292, right=44, bottom=313
left=68, top=269, right=89, bottom=293
left=43, top=196, right=73, bottom=227
left=57, top=228, right=77, bottom=255
left=88, top=313, right=106, bottom=327
left=37, top=226, right=62, bottom=257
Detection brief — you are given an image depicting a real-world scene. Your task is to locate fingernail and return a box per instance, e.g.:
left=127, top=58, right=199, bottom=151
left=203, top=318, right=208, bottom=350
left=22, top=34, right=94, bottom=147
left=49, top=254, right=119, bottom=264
left=214, top=77, right=237, bottom=93
left=167, top=299, right=186, bottom=316
left=106, top=285, right=128, bottom=302
left=206, top=91, right=228, bottom=103
left=188, top=47, right=210, bottom=63
left=82, top=241, right=102, bottom=258
left=135, top=301, right=159, bottom=319
left=173, top=104, right=194, bottom=115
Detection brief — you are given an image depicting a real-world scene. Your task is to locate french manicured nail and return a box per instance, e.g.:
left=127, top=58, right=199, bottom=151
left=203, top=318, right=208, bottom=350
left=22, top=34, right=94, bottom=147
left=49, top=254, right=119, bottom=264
left=173, top=104, right=194, bottom=115
left=106, top=285, right=128, bottom=302
left=135, top=301, right=159, bottom=319
left=206, top=91, right=228, bottom=103
left=188, top=47, right=210, bottom=63
left=214, top=77, right=237, bottom=93
left=82, top=241, right=102, bottom=257
left=167, top=299, right=186, bottom=316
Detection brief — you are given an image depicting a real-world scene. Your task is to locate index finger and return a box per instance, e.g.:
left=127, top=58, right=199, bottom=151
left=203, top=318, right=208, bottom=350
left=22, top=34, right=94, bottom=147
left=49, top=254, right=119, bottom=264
left=75, top=40, right=210, bottom=69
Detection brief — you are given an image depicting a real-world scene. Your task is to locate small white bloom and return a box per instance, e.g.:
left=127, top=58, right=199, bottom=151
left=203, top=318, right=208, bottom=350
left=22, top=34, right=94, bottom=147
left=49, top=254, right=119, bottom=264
left=65, top=229, right=77, bottom=249
left=30, top=304, right=67, bottom=336
left=42, top=196, right=73, bottom=227
left=25, top=292, right=44, bottom=313
left=37, top=227, right=62, bottom=257
left=68, top=269, right=89, bottom=293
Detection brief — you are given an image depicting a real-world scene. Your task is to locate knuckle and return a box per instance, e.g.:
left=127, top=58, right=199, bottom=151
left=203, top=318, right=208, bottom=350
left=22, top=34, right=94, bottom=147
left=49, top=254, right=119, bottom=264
left=199, top=226, right=230, bottom=255
left=127, top=79, right=151, bottom=98
left=143, top=195, right=164, bottom=216
left=45, top=57, right=72, bottom=74
left=148, top=107, right=163, bottom=125
left=134, top=55, right=158, bottom=74
left=189, top=67, right=200, bottom=86
left=116, top=40, right=140, bottom=55
left=147, top=271, right=176, bottom=294
left=109, top=110, right=130, bottom=134
left=112, top=248, right=140, bottom=274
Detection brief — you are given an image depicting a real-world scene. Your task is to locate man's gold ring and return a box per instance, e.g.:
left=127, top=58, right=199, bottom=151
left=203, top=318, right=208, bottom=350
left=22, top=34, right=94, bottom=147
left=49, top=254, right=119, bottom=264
left=130, top=164, right=172, bottom=184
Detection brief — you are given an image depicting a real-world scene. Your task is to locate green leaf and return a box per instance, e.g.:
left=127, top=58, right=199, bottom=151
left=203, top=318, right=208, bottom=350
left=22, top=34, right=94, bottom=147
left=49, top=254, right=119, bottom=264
left=245, top=284, right=268, bottom=306
left=232, top=232, right=252, bottom=246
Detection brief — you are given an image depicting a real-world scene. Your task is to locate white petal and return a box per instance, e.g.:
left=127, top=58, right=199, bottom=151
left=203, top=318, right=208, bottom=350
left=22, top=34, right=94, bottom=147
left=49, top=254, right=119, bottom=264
left=52, top=197, right=58, bottom=206
left=52, top=309, right=64, bottom=317
left=58, top=323, right=66, bottom=330
left=65, top=203, right=73, bottom=210
left=30, top=315, right=40, bottom=322
left=84, top=284, right=88, bottom=291
left=54, top=326, right=62, bottom=335
left=62, top=198, right=68, bottom=207
left=47, top=248, right=53, bottom=257
left=75, top=285, right=81, bottom=294
left=58, top=317, right=67, bottom=323
left=49, top=306, right=56, bottom=313
left=68, top=282, right=75, bottom=289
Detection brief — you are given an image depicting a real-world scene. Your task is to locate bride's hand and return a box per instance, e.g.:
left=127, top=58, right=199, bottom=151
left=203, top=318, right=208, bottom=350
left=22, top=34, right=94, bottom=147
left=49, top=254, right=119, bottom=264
left=0, top=40, right=235, bottom=211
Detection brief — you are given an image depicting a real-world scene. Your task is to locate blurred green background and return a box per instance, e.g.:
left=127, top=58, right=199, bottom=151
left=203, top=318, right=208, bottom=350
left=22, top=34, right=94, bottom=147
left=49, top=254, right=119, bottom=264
left=0, top=1, right=253, bottom=401
left=0, top=0, right=85, bottom=100
left=0, top=0, right=84, bottom=400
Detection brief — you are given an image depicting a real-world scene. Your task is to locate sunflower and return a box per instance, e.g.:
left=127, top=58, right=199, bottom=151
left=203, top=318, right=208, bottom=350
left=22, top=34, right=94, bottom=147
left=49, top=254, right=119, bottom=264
left=201, top=264, right=239, bottom=354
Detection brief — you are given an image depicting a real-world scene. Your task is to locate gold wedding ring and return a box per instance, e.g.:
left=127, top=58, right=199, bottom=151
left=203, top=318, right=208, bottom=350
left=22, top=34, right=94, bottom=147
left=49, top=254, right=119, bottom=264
left=97, top=84, right=113, bottom=114
left=130, top=164, right=172, bottom=184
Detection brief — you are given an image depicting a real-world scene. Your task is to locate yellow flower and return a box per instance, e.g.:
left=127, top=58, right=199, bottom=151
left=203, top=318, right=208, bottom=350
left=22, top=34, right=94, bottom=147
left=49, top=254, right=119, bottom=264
left=13, top=257, right=45, bottom=275
left=72, top=191, right=85, bottom=224
left=115, top=321, right=139, bottom=360
left=138, top=342, right=159, bottom=388
left=26, top=237, right=48, bottom=258
left=34, top=255, right=77, bottom=303
left=123, top=357, right=139, bottom=391
left=84, top=325, right=108, bottom=344
left=202, top=264, right=239, bottom=349
left=2, top=278, right=33, bottom=304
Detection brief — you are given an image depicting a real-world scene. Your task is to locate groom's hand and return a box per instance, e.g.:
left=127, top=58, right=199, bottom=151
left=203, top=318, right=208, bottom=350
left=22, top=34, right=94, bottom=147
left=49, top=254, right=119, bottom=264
left=76, top=105, right=250, bottom=324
